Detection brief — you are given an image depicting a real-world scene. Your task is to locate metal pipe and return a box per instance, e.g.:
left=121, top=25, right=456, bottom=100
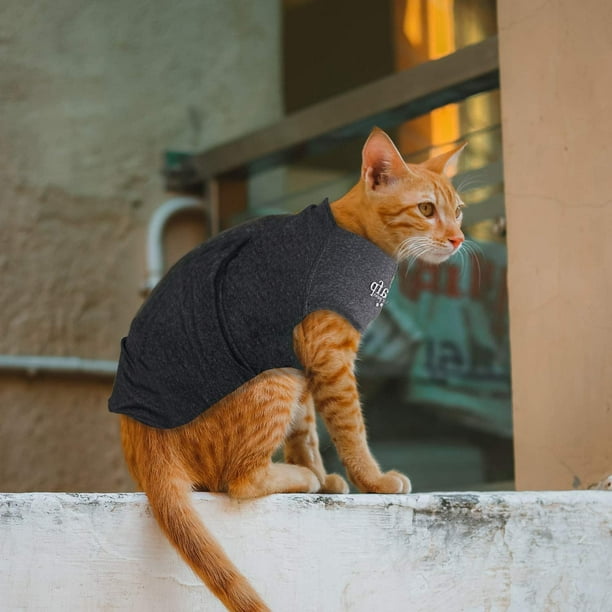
left=143, top=196, right=205, bottom=295
left=0, top=355, right=117, bottom=379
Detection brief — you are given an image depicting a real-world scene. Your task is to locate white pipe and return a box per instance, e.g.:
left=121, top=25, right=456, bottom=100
left=143, top=196, right=206, bottom=294
left=0, top=355, right=117, bottom=379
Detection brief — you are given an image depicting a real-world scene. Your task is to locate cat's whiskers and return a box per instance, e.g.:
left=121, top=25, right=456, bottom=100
left=396, top=236, right=433, bottom=270
left=460, top=239, right=483, bottom=289
left=406, top=250, right=431, bottom=270
left=454, top=249, right=469, bottom=282
left=454, top=179, right=480, bottom=194
left=454, top=169, right=486, bottom=194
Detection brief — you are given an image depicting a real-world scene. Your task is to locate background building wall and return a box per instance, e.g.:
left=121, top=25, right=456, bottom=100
left=0, top=0, right=282, bottom=491
left=499, top=0, right=612, bottom=489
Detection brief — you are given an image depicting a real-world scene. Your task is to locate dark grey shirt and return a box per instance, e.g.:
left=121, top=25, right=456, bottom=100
left=108, top=200, right=397, bottom=428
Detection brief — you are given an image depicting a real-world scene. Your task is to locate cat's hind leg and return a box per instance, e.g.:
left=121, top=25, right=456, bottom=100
left=228, top=462, right=320, bottom=499
left=204, top=368, right=322, bottom=499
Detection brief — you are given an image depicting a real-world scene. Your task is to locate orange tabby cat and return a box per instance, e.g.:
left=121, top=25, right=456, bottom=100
left=118, top=128, right=465, bottom=611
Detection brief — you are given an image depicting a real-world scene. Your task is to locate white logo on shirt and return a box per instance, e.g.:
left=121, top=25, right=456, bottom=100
left=370, top=280, right=389, bottom=308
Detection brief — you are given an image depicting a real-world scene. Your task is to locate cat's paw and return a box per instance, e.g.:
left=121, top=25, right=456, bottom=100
left=368, top=470, right=411, bottom=494
left=320, top=473, right=350, bottom=494
left=301, top=467, right=323, bottom=493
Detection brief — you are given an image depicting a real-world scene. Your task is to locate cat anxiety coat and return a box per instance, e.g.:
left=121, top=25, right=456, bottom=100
left=109, top=200, right=397, bottom=428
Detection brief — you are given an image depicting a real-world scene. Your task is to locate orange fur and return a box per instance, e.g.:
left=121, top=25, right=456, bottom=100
left=119, top=128, right=465, bottom=611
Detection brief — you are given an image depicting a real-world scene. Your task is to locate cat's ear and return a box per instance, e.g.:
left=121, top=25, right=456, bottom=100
left=421, top=142, right=467, bottom=175
left=361, top=127, right=408, bottom=191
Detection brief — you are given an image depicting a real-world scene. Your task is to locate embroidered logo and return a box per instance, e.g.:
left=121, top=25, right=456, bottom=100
left=370, top=280, right=389, bottom=308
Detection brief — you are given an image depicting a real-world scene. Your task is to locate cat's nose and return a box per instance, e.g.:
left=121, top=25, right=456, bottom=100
left=448, top=236, right=464, bottom=250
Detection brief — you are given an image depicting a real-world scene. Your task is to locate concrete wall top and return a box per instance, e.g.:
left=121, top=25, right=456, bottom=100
left=1, top=491, right=610, bottom=611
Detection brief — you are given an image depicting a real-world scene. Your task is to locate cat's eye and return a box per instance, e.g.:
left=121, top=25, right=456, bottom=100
left=455, top=206, right=464, bottom=218
left=418, top=202, right=435, bottom=218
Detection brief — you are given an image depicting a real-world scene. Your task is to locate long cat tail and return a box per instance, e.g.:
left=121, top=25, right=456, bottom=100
left=145, top=476, right=270, bottom=612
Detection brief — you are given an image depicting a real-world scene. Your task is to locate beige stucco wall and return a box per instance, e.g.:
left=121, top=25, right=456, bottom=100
left=0, top=1, right=281, bottom=492
left=498, top=0, right=612, bottom=489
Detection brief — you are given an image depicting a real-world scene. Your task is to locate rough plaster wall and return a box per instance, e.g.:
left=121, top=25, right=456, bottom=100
left=0, top=0, right=281, bottom=491
left=498, top=0, right=612, bottom=489
left=0, top=377, right=126, bottom=491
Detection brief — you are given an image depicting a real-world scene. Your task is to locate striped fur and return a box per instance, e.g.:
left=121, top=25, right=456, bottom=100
left=120, top=128, right=465, bottom=611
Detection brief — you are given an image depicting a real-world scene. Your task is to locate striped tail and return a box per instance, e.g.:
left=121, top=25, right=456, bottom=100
left=145, top=476, right=270, bottom=612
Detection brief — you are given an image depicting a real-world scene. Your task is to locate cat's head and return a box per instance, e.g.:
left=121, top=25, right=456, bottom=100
left=358, top=127, right=466, bottom=264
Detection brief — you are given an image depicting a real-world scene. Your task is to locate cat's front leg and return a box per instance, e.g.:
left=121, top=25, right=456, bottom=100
left=294, top=311, right=411, bottom=494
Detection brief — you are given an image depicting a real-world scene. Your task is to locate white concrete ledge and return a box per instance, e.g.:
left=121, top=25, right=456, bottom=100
left=1, top=491, right=610, bottom=611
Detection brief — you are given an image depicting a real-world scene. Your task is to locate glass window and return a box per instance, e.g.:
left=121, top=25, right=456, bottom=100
left=247, top=0, right=512, bottom=491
